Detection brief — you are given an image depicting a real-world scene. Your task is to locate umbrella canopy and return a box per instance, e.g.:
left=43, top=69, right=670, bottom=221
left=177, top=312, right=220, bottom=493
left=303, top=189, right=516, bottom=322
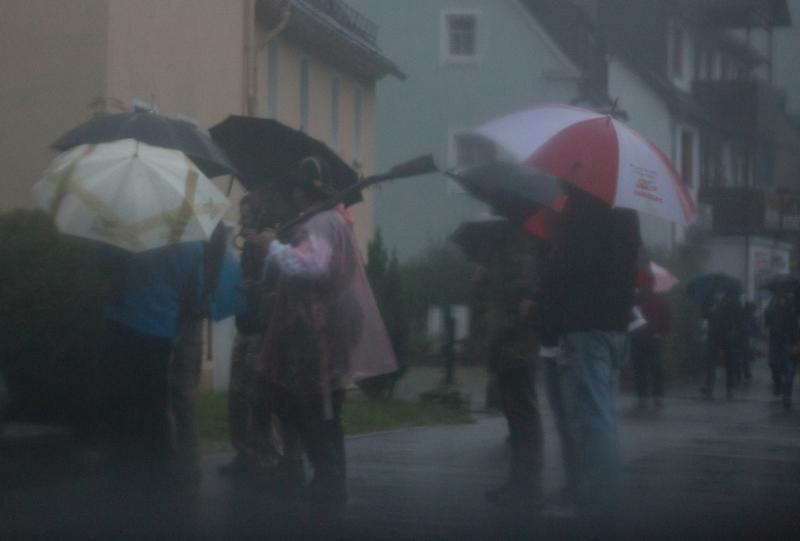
left=474, top=104, right=697, bottom=225
left=53, top=111, right=238, bottom=178
left=32, top=139, right=229, bottom=253
left=446, top=161, right=565, bottom=220
left=208, top=251, right=247, bottom=321
left=450, top=217, right=513, bottom=265
left=209, top=116, right=360, bottom=203
left=760, top=272, right=800, bottom=293
left=686, top=273, right=742, bottom=303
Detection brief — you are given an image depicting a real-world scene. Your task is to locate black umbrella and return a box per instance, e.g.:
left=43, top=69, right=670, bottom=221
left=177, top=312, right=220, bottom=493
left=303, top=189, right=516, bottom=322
left=444, top=161, right=564, bottom=221
left=52, top=111, right=238, bottom=178
left=686, top=273, right=742, bottom=303
left=209, top=116, right=360, bottom=204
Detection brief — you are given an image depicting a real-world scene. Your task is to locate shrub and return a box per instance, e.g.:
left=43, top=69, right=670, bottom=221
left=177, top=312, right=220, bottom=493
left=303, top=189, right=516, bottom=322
left=0, top=210, right=107, bottom=428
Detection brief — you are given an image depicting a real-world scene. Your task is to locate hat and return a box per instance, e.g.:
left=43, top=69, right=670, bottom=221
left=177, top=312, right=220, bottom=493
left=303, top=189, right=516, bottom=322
left=289, top=156, right=336, bottom=200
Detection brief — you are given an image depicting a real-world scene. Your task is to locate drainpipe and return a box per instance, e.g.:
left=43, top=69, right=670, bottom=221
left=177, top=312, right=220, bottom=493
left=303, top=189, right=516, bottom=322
left=243, top=0, right=292, bottom=117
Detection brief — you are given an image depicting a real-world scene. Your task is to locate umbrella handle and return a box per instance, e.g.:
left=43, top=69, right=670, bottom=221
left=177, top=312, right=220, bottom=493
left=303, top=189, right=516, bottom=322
left=276, top=154, right=437, bottom=236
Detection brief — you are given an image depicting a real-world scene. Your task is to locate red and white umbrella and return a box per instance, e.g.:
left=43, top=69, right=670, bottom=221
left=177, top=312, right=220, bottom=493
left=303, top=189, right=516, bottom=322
left=475, top=104, right=697, bottom=225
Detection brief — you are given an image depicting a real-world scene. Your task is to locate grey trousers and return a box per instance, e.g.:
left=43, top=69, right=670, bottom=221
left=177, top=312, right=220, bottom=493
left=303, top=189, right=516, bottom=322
left=169, top=320, right=204, bottom=477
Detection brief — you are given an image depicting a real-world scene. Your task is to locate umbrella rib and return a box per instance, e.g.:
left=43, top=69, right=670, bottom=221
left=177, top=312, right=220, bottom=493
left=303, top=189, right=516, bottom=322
left=50, top=145, right=96, bottom=216
left=168, top=160, right=199, bottom=244
left=66, top=181, right=146, bottom=251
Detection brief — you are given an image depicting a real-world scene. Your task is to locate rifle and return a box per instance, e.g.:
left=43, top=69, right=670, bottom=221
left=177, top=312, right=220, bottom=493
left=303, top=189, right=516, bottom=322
left=276, top=154, right=437, bottom=238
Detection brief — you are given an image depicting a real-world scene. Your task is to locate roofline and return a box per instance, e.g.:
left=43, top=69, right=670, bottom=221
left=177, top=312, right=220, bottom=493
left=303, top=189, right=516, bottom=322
left=509, top=0, right=583, bottom=79
left=258, top=0, right=406, bottom=81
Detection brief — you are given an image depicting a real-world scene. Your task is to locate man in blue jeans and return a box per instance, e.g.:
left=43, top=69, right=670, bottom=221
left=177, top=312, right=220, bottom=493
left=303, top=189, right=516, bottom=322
left=539, top=188, right=640, bottom=519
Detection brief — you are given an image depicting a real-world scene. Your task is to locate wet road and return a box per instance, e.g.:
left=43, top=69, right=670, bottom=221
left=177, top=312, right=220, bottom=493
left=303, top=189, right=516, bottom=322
left=2, top=363, right=799, bottom=540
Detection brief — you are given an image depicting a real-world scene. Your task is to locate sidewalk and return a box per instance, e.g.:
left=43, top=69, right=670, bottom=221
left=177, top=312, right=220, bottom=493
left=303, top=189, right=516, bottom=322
left=2, top=361, right=799, bottom=539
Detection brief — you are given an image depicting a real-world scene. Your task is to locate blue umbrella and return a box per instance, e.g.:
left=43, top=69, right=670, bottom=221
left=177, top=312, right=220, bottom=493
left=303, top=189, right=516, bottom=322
left=686, top=273, right=742, bottom=303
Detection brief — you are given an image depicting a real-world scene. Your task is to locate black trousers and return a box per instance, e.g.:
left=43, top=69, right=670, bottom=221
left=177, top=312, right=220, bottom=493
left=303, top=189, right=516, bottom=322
left=632, top=333, right=664, bottom=400
left=99, top=320, right=174, bottom=480
left=273, top=387, right=346, bottom=486
left=704, top=340, right=736, bottom=396
left=497, top=365, right=543, bottom=488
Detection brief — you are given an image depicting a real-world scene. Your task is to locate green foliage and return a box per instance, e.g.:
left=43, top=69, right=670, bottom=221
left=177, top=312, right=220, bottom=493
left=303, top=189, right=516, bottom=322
left=196, top=390, right=474, bottom=442
left=0, top=210, right=107, bottom=425
left=402, top=242, right=473, bottom=316
left=366, top=229, right=411, bottom=362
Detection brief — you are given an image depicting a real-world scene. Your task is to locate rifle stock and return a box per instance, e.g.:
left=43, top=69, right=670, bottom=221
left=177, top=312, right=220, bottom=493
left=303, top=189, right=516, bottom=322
left=277, top=154, right=437, bottom=236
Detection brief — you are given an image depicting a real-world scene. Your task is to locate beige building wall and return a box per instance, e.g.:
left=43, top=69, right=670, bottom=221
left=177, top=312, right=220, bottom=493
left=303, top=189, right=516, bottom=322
left=254, top=31, right=378, bottom=253
left=0, top=0, right=109, bottom=212
left=1, top=0, right=381, bottom=252
left=104, top=0, right=246, bottom=133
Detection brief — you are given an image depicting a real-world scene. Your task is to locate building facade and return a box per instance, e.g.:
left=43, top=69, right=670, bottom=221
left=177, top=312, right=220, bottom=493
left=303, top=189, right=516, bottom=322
left=348, top=0, right=605, bottom=262
left=0, top=0, right=400, bottom=387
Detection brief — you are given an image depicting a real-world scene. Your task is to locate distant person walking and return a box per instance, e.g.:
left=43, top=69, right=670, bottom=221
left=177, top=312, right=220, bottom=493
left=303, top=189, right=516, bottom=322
left=631, top=287, right=672, bottom=409
left=764, top=288, right=798, bottom=404
left=701, top=288, right=743, bottom=401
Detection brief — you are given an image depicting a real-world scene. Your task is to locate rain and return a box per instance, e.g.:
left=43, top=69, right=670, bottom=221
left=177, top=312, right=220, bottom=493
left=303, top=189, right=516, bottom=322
left=2, top=1, right=800, bottom=539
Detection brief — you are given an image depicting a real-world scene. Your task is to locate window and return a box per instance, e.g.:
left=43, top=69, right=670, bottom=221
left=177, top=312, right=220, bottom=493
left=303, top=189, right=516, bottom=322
left=299, top=58, right=310, bottom=132
left=353, top=87, right=363, bottom=162
left=720, top=55, right=731, bottom=80
left=330, top=76, right=340, bottom=151
left=265, top=41, right=279, bottom=118
left=671, top=26, right=684, bottom=79
left=694, top=45, right=705, bottom=80
left=700, top=136, right=724, bottom=188
left=680, top=129, right=694, bottom=187
left=442, top=11, right=478, bottom=61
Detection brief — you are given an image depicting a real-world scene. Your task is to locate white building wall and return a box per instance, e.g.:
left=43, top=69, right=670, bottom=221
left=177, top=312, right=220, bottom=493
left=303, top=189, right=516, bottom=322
left=705, top=236, right=792, bottom=304
left=608, top=57, right=676, bottom=250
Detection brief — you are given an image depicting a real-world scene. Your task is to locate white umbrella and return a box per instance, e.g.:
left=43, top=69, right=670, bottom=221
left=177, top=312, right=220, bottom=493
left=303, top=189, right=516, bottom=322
left=475, top=104, right=697, bottom=225
left=33, top=139, right=229, bottom=252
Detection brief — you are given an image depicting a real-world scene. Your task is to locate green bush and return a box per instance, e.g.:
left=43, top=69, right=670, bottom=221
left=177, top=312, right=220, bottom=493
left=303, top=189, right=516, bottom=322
left=0, top=210, right=107, bottom=427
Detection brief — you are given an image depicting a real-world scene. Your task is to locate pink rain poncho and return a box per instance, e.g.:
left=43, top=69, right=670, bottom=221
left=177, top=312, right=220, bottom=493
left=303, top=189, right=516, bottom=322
left=259, top=205, right=397, bottom=397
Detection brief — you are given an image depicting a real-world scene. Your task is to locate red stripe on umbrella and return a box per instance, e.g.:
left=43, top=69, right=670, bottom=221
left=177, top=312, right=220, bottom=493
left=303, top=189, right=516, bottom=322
left=526, top=117, right=620, bottom=205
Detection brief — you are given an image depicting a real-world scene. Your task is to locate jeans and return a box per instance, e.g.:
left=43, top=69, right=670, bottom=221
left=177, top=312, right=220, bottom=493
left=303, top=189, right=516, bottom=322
left=557, top=331, right=627, bottom=513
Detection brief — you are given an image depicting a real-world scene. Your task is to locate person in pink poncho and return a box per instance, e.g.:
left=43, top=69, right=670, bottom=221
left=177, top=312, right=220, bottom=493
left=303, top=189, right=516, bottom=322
left=248, top=156, right=397, bottom=504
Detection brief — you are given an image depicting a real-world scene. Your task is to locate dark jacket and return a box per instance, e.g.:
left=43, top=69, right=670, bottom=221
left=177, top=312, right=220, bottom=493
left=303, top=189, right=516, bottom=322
left=539, top=190, right=641, bottom=345
left=764, top=292, right=799, bottom=339
left=703, top=293, right=743, bottom=347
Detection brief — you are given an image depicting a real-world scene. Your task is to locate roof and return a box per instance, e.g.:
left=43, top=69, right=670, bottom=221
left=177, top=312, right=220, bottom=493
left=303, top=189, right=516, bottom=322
left=679, top=0, right=792, bottom=28
left=257, top=0, right=405, bottom=81
left=519, top=0, right=611, bottom=106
